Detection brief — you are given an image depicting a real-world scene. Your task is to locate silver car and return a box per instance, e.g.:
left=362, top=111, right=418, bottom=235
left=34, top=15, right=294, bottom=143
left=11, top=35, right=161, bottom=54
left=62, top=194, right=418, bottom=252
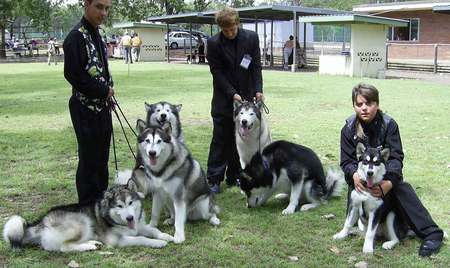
left=165, top=31, right=199, bottom=49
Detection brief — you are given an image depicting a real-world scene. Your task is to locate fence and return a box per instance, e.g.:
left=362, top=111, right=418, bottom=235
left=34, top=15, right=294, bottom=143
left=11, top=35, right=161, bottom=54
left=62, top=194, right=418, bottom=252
left=387, top=43, right=450, bottom=73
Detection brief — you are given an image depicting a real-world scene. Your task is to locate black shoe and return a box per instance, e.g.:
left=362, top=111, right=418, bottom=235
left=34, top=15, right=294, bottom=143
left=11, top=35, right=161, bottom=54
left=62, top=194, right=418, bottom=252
left=225, top=177, right=237, bottom=187
left=419, top=239, right=442, bottom=257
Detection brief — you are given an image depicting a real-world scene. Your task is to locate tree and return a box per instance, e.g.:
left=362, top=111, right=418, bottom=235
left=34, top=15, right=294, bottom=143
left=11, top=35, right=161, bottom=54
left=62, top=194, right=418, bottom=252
left=0, top=0, right=52, bottom=58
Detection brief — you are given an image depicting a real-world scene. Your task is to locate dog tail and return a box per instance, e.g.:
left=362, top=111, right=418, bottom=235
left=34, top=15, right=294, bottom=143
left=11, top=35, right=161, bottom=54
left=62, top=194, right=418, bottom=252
left=115, top=169, right=133, bottom=185
left=323, top=166, right=345, bottom=200
left=3, top=215, right=29, bottom=249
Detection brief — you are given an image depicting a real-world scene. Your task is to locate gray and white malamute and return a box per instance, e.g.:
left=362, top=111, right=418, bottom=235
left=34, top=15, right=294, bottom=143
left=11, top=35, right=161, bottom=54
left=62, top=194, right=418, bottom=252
left=122, top=121, right=220, bottom=244
left=233, top=100, right=272, bottom=169
left=2, top=185, right=173, bottom=252
left=145, top=101, right=184, bottom=144
left=237, top=140, right=344, bottom=215
left=333, top=143, right=408, bottom=254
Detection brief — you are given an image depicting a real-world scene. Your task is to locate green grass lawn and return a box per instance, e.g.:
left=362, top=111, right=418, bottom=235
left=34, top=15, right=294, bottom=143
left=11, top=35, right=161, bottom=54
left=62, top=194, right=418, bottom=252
left=0, top=61, right=449, bottom=267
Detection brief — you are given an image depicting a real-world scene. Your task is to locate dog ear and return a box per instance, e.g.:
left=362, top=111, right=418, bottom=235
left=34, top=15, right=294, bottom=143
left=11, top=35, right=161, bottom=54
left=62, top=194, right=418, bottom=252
left=136, top=119, right=147, bottom=134
left=144, top=102, right=152, bottom=112
left=127, top=178, right=138, bottom=192
left=356, top=142, right=366, bottom=160
left=100, top=190, right=113, bottom=216
left=175, top=104, right=182, bottom=112
left=380, top=147, right=390, bottom=162
left=233, top=99, right=243, bottom=111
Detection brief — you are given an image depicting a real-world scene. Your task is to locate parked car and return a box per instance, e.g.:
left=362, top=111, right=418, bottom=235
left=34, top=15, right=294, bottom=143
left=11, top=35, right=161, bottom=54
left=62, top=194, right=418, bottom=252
left=165, top=31, right=199, bottom=49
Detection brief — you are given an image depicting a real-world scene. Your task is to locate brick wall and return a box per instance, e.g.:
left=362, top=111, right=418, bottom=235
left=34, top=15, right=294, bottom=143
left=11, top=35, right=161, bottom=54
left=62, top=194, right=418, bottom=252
left=373, top=11, right=450, bottom=44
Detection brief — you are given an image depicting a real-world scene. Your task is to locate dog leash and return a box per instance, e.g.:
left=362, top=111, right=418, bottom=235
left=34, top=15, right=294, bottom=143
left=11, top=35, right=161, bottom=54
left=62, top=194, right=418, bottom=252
left=109, top=96, right=138, bottom=172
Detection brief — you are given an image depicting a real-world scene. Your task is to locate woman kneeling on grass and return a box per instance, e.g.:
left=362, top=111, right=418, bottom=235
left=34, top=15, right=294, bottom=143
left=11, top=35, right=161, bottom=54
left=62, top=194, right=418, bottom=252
left=340, top=83, right=443, bottom=257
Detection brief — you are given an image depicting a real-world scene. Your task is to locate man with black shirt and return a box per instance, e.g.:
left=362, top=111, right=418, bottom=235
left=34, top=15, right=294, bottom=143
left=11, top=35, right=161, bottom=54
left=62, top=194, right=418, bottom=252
left=206, top=7, right=263, bottom=193
left=63, top=0, right=114, bottom=205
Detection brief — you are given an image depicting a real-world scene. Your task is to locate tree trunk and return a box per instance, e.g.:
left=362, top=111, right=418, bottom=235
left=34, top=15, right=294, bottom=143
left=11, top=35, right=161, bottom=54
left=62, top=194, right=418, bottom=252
left=0, top=26, right=6, bottom=58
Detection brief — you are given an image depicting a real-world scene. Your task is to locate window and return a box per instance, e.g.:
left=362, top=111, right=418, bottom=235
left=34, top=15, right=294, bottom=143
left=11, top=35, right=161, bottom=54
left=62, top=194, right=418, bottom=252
left=387, top=18, right=420, bottom=41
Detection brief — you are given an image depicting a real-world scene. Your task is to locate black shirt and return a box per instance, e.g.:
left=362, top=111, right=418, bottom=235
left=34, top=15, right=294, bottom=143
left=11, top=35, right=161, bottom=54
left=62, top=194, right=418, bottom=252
left=340, top=111, right=404, bottom=188
left=63, top=17, right=111, bottom=99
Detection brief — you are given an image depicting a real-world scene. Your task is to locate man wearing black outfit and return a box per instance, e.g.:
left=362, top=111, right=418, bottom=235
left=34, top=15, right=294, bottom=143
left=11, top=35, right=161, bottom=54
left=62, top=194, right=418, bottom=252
left=63, top=0, right=114, bottom=205
left=206, top=7, right=263, bottom=193
left=340, top=83, right=443, bottom=257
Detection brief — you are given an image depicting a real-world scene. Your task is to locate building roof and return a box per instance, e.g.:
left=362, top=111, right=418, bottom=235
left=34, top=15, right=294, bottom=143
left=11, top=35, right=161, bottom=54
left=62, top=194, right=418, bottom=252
left=353, top=0, right=450, bottom=13
left=146, top=5, right=348, bottom=24
left=112, top=22, right=169, bottom=29
left=433, top=4, right=450, bottom=13
left=298, top=14, right=409, bottom=27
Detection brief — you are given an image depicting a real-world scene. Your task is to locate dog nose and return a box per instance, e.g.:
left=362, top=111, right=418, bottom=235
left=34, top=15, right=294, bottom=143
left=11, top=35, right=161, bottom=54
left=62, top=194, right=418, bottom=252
left=242, top=119, right=247, bottom=126
left=126, top=216, right=134, bottom=222
left=367, top=170, right=373, bottom=177
left=149, top=151, right=156, bottom=157
left=160, top=114, right=167, bottom=120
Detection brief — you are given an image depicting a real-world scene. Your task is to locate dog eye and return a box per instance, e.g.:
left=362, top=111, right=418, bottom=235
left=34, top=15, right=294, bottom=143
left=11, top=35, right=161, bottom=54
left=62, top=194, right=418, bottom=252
left=156, top=109, right=160, bottom=112
left=145, top=138, right=150, bottom=143
left=250, top=113, right=254, bottom=116
left=166, top=109, right=170, bottom=112
left=128, top=201, right=133, bottom=205
left=117, top=205, right=123, bottom=208
left=157, top=139, right=162, bottom=144
left=240, top=112, right=243, bottom=115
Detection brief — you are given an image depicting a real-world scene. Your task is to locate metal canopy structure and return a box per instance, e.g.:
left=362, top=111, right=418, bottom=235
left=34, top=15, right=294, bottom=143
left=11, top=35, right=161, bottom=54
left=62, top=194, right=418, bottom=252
left=146, top=5, right=349, bottom=71
left=298, top=14, right=409, bottom=27
left=433, top=5, right=450, bottom=14
left=146, top=5, right=347, bottom=23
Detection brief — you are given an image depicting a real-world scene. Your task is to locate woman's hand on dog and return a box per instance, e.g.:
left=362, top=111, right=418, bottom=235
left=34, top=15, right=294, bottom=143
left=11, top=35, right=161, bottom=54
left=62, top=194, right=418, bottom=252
left=353, top=173, right=367, bottom=193
left=370, top=180, right=392, bottom=198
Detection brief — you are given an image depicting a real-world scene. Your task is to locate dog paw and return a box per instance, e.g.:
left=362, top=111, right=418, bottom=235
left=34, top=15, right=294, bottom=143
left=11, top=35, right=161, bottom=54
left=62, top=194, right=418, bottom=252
left=362, top=245, right=374, bottom=254
left=209, top=216, right=220, bottom=226
left=173, top=234, right=185, bottom=244
left=300, top=203, right=317, bottom=211
left=150, top=239, right=168, bottom=248
left=282, top=207, right=295, bottom=215
left=87, top=240, right=103, bottom=247
left=163, top=218, right=174, bottom=226
left=333, top=231, right=348, bottom=240
left=159, top=233, right=175, bottom=242
left=382, top=240, right=398, bottom=250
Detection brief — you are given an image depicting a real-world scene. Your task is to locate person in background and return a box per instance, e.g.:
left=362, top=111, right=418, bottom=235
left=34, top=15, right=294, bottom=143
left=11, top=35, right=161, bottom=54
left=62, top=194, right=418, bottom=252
left=282, top=35, right=294, bottom=70
left=120, top=31, right=132, bottom=64
left=47, top=37, right=57, bottom=65
left=131, top=33, right=142, bottom=62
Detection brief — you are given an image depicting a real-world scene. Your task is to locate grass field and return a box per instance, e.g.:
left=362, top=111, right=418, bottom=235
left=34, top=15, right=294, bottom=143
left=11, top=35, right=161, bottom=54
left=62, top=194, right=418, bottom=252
left=0, top=61, right=449, bottom=267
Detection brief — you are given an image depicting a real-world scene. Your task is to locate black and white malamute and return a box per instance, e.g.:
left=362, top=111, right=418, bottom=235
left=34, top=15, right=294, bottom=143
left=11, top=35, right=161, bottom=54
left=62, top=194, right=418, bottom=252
left=233, top=100, right=272, bottom=169
left=237, top=140, right=344, bottom=215
left=3, top=185, right=173, bottom=252
left=120, top=121, right=220, bottom=244
left=333, top=143, right=408, bottom=254
left=145, top=101, right=184, bottom=144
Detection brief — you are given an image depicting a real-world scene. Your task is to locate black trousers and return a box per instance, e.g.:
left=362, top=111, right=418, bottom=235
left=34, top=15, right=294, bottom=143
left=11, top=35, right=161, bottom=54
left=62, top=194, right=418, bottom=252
left=69, top=96, right=112, bottom=205
left=206, top=115, right=241, bottom=185
left=347, top=181, right=443, bottom=240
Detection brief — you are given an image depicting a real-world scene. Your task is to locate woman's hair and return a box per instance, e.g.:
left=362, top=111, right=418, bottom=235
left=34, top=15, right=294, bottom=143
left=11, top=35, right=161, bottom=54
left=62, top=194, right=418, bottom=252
left=215, top=7, right=240, bottom=28
left=289, top=35, right=294, bottom=40
left=352, top=83, right=381, bottom=139
left=352, top=83, right=379, bottom=106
